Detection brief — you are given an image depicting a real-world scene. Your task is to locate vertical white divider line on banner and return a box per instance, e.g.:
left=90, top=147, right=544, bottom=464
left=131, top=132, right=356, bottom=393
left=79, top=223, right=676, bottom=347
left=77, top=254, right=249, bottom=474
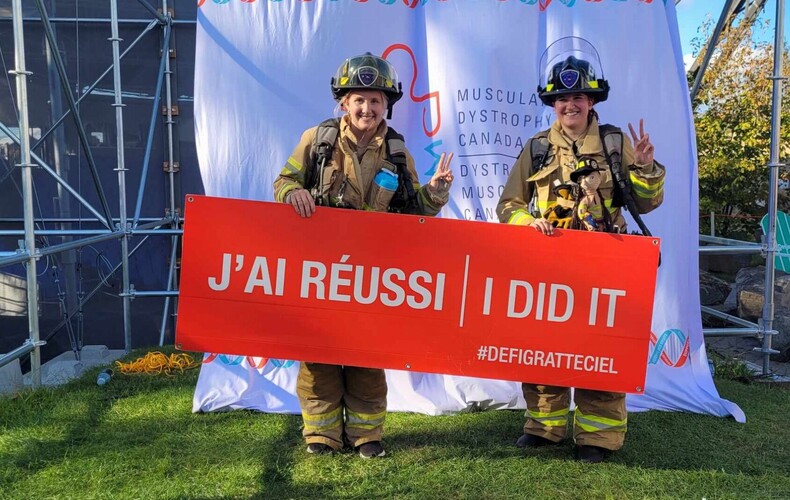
left=192, top=0, right=744, bottom=422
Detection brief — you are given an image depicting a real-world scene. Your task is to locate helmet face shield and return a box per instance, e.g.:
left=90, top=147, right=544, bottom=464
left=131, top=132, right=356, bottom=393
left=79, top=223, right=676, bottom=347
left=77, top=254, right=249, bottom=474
left=331, top=53, right=403, bottom=110
left=537, top=37, right=609, bottom=105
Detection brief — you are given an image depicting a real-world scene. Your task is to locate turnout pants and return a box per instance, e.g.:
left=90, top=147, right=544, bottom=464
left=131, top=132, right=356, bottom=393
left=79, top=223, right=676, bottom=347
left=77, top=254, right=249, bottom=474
left=296, top=362, right=387, bottom=450
left=522, top=383, right=627, bottom=451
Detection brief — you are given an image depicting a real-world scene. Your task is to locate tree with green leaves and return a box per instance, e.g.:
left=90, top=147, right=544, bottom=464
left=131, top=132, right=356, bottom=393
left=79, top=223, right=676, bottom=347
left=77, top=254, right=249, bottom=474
left=692, top=17, right=790, bottom=241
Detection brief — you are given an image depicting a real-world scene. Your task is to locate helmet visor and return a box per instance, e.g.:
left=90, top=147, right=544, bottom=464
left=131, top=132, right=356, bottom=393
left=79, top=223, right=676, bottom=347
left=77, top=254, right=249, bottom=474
left=337, top=54, right=400, bottom=94
left=538, top=36, right=605, bottom=91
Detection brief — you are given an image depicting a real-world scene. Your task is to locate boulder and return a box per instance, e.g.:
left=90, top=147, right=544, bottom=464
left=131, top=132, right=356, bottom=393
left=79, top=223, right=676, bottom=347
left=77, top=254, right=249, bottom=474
left=734, top=266, right=790, bottom=358
left=699, top=270, right=731, bottom=306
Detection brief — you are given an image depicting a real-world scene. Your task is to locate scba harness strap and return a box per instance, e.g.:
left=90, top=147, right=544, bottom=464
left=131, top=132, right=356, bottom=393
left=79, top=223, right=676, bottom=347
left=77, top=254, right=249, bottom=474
left=529, top=124, right=654, bottom=238
left=529, top=124, right=621, bottom=188
left=304, top=118, right=418, bottom=214
left=529, top=125, right=631, bottom=213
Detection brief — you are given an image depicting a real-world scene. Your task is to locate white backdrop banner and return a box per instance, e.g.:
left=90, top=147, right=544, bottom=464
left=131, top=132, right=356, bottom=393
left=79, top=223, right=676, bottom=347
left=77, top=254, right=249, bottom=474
left=192, top=0, right=744, bottom=422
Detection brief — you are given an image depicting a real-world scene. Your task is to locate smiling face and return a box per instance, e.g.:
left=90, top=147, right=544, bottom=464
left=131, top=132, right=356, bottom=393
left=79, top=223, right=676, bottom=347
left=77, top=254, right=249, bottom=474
left=553, top=93, right=594, bottom=135
left=342, top=90, right=388, bottom=139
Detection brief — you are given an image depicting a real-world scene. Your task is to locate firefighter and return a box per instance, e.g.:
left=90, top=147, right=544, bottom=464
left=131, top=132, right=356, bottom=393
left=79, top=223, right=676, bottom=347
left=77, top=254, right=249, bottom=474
left=273, top=52, right=454, bottom=459
left=496, top=40, right=666, bottom=463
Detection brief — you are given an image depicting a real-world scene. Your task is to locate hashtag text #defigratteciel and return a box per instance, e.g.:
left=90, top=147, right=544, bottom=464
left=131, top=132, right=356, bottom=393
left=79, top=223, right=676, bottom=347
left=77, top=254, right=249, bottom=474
left=476, top=345, right=618, bottom=374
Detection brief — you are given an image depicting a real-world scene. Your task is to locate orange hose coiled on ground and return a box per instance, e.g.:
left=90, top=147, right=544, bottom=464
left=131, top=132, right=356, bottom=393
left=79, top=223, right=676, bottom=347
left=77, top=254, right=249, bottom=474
left=114, top=351, right=199, bottom=375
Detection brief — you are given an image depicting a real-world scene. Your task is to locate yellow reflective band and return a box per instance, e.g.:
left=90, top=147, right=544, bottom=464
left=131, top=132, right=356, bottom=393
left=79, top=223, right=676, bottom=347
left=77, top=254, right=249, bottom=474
left=629, top=176, right=664, bottom=199
left=629, top=172, right=664, bottom=191
left=587, top=81, right=599, bottom=89
left=277, top=184, right=304, bottom=203
left=285, top=157, right=304, bottom=174
left=507, top=210, right=534, bottom=226
left=533, top=418, right=567, bottom=427
left=528, top=408, right=570, bottom=419
left=346, top=409, right=386, bottom=421
left=528, top=408, right=569, bottom=428
left=583, top=205, right=605, bottom=219
left=574, top=410, right=627, bottom=433
left=302, top=407, right=342, bottom=432
left=346, top=409, right=386, bottom=430
left=538, top=199, right=617, bottom=213
left=538, top=199, right=614, bottom=209
left=340, top=76, right=349, bottom=85
left=546, top=84, right=554, bottom=92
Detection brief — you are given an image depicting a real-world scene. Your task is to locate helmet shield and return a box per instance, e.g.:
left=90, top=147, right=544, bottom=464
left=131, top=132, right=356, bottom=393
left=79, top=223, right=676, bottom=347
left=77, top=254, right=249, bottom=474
left=537, top=37, right=609, bottom=105
left=331, top=53, right=403, bottom=109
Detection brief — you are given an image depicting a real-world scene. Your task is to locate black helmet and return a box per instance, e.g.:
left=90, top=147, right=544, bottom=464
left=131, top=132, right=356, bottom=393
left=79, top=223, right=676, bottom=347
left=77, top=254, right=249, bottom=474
left=570, top=157, right=605, bottom=184
left=537, top=37, right=609, bottom=106
left=331, top=53, right=403, bottom=115
left=538, top=56, right=609, bottom=105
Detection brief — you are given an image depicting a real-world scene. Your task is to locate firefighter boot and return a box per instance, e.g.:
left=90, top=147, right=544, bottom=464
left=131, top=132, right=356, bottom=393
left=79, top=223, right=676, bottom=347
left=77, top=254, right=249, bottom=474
left=306, top=443, right=334, bottom=455
left=574, top=445, right=609, bottom=463
left=516, top=433, right=560, bottom=448
left=357, top=441, right=386, bottom=459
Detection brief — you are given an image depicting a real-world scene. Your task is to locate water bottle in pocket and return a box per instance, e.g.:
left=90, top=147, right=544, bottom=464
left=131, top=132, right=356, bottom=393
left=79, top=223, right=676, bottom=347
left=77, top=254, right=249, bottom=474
left=367, top=162, right=399, bottom=211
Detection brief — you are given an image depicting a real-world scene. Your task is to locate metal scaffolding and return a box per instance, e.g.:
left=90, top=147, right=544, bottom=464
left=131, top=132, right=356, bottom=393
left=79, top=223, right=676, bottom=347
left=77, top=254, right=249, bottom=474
left=0, top=0, right=189, bottom=386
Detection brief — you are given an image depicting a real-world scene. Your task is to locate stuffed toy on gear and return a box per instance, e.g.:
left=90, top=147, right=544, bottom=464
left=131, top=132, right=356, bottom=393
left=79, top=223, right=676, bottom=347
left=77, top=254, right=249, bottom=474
left=542, top=180, right=576, bottom=228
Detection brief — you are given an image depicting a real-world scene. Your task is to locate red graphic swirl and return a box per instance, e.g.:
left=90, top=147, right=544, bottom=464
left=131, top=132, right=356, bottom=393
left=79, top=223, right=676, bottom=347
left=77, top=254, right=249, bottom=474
left=382, top=43, right=441, bottom=138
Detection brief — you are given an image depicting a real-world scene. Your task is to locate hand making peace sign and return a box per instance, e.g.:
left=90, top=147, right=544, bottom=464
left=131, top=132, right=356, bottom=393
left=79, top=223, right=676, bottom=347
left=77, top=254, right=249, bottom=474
left=628, top=118, right=655, bottom=166
left=429, top=152, right=455, bottom=193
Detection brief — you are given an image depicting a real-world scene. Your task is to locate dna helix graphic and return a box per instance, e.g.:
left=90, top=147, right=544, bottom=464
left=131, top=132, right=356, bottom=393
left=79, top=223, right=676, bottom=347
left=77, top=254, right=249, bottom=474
left=648, top=329, right=689, bottom=368
left=203, top=353, right=296, bottom=369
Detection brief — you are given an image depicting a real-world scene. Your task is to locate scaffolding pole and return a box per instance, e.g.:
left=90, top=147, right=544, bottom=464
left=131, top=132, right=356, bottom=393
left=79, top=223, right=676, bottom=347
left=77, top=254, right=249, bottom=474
left=160, top=0, right=181, bottom=346
left=10, top=0, right=42, bottom=387
left=110, top=0, right=133, bottom=352
left=758, top=0, right=786, bottom=373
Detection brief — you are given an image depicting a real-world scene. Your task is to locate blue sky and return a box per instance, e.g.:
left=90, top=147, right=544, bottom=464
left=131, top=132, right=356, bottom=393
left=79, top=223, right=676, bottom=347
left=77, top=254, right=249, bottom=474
left=676, top=0, right=787, bottom=68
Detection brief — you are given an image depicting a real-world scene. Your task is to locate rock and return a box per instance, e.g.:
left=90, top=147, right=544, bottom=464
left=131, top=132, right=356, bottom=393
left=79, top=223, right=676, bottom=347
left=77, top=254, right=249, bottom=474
left=700, top=271, right=731, bottom=306
left=735, top=266, right=790, bottom=319
left=723, top=287, right=738, bottom=311
left=733, top=266, right=790, bottom=357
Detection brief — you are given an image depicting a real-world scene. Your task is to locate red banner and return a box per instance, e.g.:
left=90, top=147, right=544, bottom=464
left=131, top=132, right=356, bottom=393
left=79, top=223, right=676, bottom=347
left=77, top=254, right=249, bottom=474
left=176, top=195, right=660, bottom=393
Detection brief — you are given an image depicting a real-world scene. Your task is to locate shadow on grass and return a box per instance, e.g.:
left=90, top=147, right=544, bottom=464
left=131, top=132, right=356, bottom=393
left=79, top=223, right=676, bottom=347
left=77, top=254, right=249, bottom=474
left=255, top=413, right=303, bottom=494
left=379, top=408, right=785, bottom=476
left=0, top=357, right=202, bottom=480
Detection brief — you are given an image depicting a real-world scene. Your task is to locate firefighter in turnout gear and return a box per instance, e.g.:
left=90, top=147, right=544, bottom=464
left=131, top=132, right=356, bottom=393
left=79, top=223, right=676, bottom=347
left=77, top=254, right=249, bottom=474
left=273, top=53, right=454, bottom=459
left=496, top=38, right=666, bottom=463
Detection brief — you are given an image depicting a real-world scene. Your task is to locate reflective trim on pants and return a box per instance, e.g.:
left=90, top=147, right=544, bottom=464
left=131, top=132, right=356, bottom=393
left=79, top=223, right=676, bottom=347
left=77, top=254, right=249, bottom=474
left=527, top=407, right=569, bottom=428
left=302, top=406, right=342, bottom=433
left=346, top=408, right=386, bottom=431
left=574, top=409, right=627, bottom=433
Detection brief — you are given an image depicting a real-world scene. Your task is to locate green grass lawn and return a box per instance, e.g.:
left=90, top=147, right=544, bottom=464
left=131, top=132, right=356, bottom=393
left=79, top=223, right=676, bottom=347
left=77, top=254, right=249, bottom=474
left=1, top=349, right=788, bottom=499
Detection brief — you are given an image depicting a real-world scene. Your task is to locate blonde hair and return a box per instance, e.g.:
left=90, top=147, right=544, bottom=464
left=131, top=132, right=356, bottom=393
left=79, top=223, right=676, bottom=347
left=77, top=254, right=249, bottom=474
left=337, top=90, right=389, bottom=115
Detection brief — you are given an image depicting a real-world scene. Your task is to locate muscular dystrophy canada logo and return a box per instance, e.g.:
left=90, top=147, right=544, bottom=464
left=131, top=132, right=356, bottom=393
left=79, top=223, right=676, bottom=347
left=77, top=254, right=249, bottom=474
left=198, top=0, right=662, bottom=9
left=203, top=353, right=295, bottom=370
left=382, top=43, right=445, bottom=175
left=648, top=329, right=690, bottom=368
